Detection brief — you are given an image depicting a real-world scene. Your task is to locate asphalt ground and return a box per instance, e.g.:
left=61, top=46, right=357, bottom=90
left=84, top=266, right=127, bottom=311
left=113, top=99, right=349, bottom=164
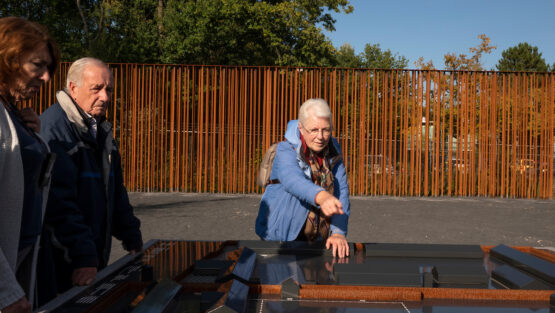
left=109, top=193, right=554, bottom=263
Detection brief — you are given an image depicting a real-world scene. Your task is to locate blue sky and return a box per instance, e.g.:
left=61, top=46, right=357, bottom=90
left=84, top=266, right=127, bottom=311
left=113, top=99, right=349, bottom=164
left=322, top=0, right=555, bottom=70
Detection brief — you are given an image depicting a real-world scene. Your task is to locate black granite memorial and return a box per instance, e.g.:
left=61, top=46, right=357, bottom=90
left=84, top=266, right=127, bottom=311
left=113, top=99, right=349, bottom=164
left=37, top=240, right=554, bottom=313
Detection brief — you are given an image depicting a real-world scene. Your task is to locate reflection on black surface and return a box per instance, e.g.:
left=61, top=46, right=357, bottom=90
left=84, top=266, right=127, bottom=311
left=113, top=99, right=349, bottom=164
left=255, top=299, right=551, bottom=313
left=413, top=307, right=550, bottom=313
left=254, top=250, right=363, bottom=285
left=254, top=255, right=305, bottom=284
left=259, top=299, right=405, bottom=313
left=416, top=299, right=552, bottom=313
left=41, top=240, right=554, bottom=313
left=252, top=248, right=502, bottom=289
left=141, top=240, right=226, bottom=281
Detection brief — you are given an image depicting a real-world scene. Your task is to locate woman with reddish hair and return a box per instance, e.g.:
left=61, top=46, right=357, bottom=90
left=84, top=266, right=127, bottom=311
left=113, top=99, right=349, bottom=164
left=0, top=16, right=60, bottom=313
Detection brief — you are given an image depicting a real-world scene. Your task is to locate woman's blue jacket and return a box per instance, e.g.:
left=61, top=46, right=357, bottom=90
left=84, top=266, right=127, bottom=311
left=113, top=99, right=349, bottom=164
left=255, top=120, right=350, bottom=241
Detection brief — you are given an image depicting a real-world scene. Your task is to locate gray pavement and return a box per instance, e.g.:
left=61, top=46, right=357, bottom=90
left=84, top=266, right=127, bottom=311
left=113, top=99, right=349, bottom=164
left=109, top=193, right=554, bottom=263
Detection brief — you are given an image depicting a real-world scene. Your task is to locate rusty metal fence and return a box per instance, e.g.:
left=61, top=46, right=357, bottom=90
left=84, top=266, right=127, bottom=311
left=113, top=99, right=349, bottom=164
left=26, top=64, right=555, bottom=198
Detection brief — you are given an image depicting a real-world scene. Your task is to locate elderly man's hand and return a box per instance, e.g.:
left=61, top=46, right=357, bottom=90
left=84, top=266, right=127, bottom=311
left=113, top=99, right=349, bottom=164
left=1, top=297, right=31, bottom=313
left=72, top=267, right=97, bottom=285
left=315, top=191, right=344, bottom=217
left=326, top=233, right=349, bottom=258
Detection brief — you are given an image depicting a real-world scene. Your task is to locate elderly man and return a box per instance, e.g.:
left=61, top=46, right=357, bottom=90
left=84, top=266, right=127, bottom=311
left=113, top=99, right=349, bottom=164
left=39, top=58, right=142, bottom=295
left=255, top=98, right=350, bottom=258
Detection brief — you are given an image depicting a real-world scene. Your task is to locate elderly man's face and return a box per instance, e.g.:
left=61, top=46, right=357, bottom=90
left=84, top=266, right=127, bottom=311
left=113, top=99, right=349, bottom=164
left=69, top=65, right=113, bottom=118
left=299, top=114, right=332, bottom=153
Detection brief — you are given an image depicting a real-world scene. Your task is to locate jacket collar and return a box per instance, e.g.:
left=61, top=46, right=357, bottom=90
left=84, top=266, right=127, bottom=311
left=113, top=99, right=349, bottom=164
left=56, top=90, right=112, bottom=139
left=56, top=90, right=90, bottom=134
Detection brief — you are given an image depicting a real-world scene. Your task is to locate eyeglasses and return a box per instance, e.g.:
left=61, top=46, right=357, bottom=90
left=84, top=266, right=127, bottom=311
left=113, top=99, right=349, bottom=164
left=301, top=125, right=332, bottom=137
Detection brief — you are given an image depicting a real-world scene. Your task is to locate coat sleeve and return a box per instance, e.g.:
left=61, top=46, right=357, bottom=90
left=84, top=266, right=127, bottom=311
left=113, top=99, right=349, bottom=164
left=111, top=151, right=142, bottom=252
left=44, top=139, right=98, bottom=268
left=0, top=105, right=26, bottom=309
left=273, top=142, right=324, bottom=207
left=330, top=139, right=350, bottom=237
left=0, top=248, right=25, bottom=311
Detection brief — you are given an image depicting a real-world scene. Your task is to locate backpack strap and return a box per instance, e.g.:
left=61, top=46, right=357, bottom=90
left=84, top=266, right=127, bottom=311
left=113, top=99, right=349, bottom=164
left=257, top=141, right=296, bottom=188
left=257, top=142, right=280, bottom=188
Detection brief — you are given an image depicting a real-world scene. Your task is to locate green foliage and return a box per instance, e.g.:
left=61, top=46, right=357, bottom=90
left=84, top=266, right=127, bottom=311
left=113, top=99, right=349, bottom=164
left=1, top=0, right=352, bottom=66
left=335, top=43, right=408, bottom=69
left=496, top=42, right=549, bottom=72
left=0, top=0, right=96, bottom=61
left=335, top=43, right=362, bottom=68
left=158, top=0, right=344, bottom=66
left=361, top=43, right=408, bottom=69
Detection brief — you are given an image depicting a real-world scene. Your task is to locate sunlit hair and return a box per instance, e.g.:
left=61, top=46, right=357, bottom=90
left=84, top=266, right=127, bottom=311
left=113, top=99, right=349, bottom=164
left=66, top=57, right=111, bottom=90
left=298, top=98, right=333, bottom=127
left=0, top=17, right=60, bottom=95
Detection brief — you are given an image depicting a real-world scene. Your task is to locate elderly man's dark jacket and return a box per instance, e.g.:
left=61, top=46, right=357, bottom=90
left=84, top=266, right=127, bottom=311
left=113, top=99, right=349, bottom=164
left=39, top=91, right=142, bottom=278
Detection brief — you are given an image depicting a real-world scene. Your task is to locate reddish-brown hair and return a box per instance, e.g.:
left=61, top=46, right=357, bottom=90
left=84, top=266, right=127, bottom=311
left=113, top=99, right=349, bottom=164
left=0, top=17, right=60, bottom=94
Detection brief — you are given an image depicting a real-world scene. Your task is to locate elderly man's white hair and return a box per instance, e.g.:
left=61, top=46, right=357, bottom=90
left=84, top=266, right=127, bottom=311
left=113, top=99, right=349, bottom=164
left=66, top=57, right=110, bottom=90
left=298, top=98, right=333, bottom=126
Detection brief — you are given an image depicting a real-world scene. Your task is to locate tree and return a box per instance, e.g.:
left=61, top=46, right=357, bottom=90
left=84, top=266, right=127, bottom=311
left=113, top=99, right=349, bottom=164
left=496, top=42, right=549, bottom=72
left=335, top=43, right=362, bottom=68
left=414, top=57, right=435, bottom=70
left=0, top=0, right=107, bottom=61
left=415, top=34, right=496, bottom=71
left=334, top=43, right=408, bottom=69
left=158, top=0, right=353, bottom=66
left=1, top=0, right=353, bottom=66
left=443, top=34, right=496, bottom=71
left=361, top=43, right=408, bottom=69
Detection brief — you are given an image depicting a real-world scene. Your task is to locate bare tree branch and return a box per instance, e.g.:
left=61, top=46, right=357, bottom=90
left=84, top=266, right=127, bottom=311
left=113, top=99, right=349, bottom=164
left=76, top=0, right=90, bottom=46
left=94, top=0, right=106, bottom=41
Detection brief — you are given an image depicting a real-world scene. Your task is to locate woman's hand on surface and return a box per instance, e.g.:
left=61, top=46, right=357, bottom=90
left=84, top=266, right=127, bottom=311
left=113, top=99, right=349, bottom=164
left=326, top=233, right=349, bottom=258
left=315, top=191, right=344, bottom=217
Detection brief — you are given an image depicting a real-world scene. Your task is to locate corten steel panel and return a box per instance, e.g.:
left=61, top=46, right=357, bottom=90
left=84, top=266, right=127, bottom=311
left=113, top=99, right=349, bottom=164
left=24, top=64, right=555, bottom=198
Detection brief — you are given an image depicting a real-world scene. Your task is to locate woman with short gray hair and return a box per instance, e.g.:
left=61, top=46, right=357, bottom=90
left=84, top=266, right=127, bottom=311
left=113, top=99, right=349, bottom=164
left=255, top=98, right=350, bottom=258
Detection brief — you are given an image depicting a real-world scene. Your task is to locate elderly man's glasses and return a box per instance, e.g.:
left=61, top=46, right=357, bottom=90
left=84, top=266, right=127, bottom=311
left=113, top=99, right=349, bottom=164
left=302, top=125, right=332, bottom=137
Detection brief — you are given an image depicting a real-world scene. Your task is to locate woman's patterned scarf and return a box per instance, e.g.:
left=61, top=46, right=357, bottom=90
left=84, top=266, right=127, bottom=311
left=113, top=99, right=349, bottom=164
left=300, top=134, right=336, bottom=242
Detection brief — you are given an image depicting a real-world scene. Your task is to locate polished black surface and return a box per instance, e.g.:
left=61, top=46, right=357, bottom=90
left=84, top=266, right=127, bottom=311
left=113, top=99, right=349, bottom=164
left=252, top=248, right=489, bottom=288
left=39, top=240, right=554, bottom=313
left=365, top=243, right=484, bottom=259
left=250, top=299, right=553, bottom=313
left=490, top=244, right=555, bottom=285
left=280, top=278, right=300, bottom=299
left=209, top=280, right=249, bottom=313
left=492, top=264, right=552, bottom=290
left=433, top=264, right=489, bottom=287
left=132, top=279, right=181, bottom=313
left=334, top=262, right=422, bottom=286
